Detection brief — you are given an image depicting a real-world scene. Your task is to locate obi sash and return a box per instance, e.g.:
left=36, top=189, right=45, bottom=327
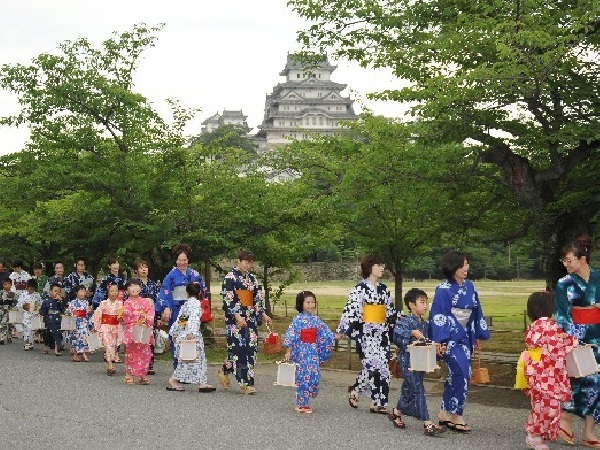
left=300, top=328, right=318, bottom=343
left=363, top=304, right=385, bottom=324
left=572, top=307, right=600, bottom=325
left=47, top=309, right=61, bottom=315
left=172, top=285, right=187, bottom=301
left=514, top=347, right=542, bottom=389
left=101, top=314, right=119, bottom=325
left=451, top=307, right=472, bottom=329
left=235, top=289, right=254, bottom=307
left=73, top=310, right=87, bottom=318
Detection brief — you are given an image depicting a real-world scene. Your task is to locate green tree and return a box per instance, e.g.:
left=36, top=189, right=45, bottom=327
left=288, top=0, right=600, bottom=286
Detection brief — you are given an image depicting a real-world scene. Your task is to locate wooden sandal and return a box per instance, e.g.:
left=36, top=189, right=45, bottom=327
left=139, top=377, right=149, bottom=385
left=124, top=376, right=135, bottom=384
left=388, top=408, right=406, bottom=429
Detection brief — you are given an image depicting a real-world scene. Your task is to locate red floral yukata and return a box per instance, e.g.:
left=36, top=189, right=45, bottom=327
left=123, top=297, right=155, bottom=377
left=524, top=317, right=576, bottom=440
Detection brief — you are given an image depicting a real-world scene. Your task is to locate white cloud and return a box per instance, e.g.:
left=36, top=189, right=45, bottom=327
left=0, top=0, right=411, bottom=154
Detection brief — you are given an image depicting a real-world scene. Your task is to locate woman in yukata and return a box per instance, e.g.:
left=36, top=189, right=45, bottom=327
left=429, top=251, right=490, bottom=433
left=156, top=244, right=206, bottom=369
left=555, top=235, right=600, bottom=448
left=218, top=249, right=272, bottom=394
left=337, top=254, right=396, bottom=415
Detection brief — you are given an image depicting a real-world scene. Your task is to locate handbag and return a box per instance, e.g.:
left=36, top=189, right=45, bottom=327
left=200, top=297, right=212, bottom=323
left=263, top=325, right=285, bottom=355
left=471, top=347, right=490, bottom=385
left=388, top=351, right=401, bottom=379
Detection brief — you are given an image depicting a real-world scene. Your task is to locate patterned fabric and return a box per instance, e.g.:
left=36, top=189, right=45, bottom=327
left=555, top=267, right=600, bottom=421
left=393, top=313, right=431, bottom=421
left=39, top=297, right=65, bottom=349
left=10, top=271, right=31, bottom=294
left=33, top=275, right=48, bottom=295
left=156, top=267, right=205, bottom=368
left=169, top=297, right=208, bottom=384
left=337, top=279, right=395, bottom=408
left=0, top=290, right=18, bottom=342
left=16, top=291, right=43, bottom=345
left=123, top=297, right=155, bottom=377
left=137, top=277, right=159, bottom=305
left=92, top=273, right=125, bottom=308
left=92, top=299, right=124, bottom=362
left=65, top=271, right=96, bottom=301
left=283, top=312, right=334, bottom=407
left=524, top=317, right=575, bottom=440
left=429, top=279, right=490, bottom=415
left=221, top=267, right=265, bottom=387
left=68, top=298, right=90, bottom=353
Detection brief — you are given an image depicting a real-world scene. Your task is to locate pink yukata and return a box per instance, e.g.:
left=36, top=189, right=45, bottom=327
left=123, top=297, right=155, bottom=377
left=92, top=299, right=124, bottom=362
left=524, top=317, right=576, bottom=441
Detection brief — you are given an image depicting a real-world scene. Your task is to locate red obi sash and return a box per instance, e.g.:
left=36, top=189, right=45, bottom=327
left=300, top=328, right=317, bottom=344
left=572, top=307, right=600, bottom=325
left=73, top=310, right=87, bottom=318
left=101, top=314, right=119, bottom=325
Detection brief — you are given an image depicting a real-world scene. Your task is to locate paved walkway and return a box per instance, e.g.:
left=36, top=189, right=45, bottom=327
left=0, top=341, right=545, bottom=450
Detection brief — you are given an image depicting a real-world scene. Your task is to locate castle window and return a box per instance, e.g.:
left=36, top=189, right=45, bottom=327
left=297, top=74, right=300, bottom=78
left=311, top=117, right=317, bottom=125
left=319, top=116, right=324, bottom=125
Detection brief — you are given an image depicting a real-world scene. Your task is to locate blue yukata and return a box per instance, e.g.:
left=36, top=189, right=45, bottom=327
left=39, top=296, right=66, bottom=350
left=68, top=298, right=90, bottom=354
left=92, top=273, right=126, bottom=308
left=283, top=313, right=334, bottom=407
left=393, top=313, right=431, bottom=421
left=555, top=267, right=600, bottom=422
left=429, top=279, right=490, bottom=415
left=156, top=267, right=205, bottom=368
left=221, top=267, right=265, bottom=387
left=337, top=279, right=396, bottom=408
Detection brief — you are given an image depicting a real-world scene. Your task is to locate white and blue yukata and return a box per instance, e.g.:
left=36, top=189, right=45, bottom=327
left=429, top=279, right=490, bottom=415
left=16, top=291, right=42, bottom=348
left=393, top=313, right=431, bottom=421
left=68, top=298, right=90, bottom=354
left=221, top=267, right=265, bottom=387
left=337, top=279, right=396, bottom=408
left=156, top=267, right=205, bottom=368
left=283, top=312, right=334, bottom=407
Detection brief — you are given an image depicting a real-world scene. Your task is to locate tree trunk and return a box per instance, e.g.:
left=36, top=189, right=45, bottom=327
left=263, top=264, right=272, bottom=316
left=203, top=257, right=211, bottom=304
left=392, top=260, right=404, bottom=312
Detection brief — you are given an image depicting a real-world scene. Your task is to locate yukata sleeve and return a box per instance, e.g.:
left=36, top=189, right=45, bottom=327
left=316, top=317, right=334, bottom=362
left=472, top=289, right=490, bottom=341
left=393, top=316, right=413, bottom=349
left=92, top=303, right=102, bottom=331
left=283, top=316, right=300, bottom=349
left=221, top=275, right=240, bottom=318
left=428, top=287, right=452, bottom=344
left=254, top=283, right=265, bottom=325
left=39, top=299, right=48, bottom=317
left=555, top=280, right=584, bottom=339
left=337, top=287, right=362, bottom=339
left=122, top=301, right=135, bottom=328
left=16, top=292, right=25, bottom=310
left=156, top=272, right=175, bottom=314
left=144, top=300, right=155, bottom=327
left=92, top=278, right=107, bottom=308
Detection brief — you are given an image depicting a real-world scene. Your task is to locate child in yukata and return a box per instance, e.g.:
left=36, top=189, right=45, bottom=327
left=16, top=279, right=43, bottom=351
left=389, top=288, right=446, bottom=436
left=0, top=278, right=17, bottom=344
left=166, top=282, right=216, bottom=393
left=68, top=285, right=92, bottom=362
left=122, top=279, right=155, bottom=385
left=39, top=283, right=66, bottom=355
left=283, top=291, right=335, bottom=414
left=92, top=283, right=124, bottom=376
left=522, top=291, right=576, bottom=450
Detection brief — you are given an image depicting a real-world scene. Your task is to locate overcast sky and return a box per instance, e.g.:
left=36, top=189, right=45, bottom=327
left=0, top=0, right=409, bottom=155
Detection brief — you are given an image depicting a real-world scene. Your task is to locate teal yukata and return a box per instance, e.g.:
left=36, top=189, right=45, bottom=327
left=555, top=267, right=600, bottom=421
left=283, top=312, right=334, bottom=407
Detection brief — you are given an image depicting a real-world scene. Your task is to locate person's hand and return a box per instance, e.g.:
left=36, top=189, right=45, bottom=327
left=411, top=330, right=425, bottom=340
left=284, top=349, right=291, bottom=361
left=475, top=339, right=482, bottom=350
left=436, top=343, right=447, bottom=356
left=186, top=332, right=193, bottom=340
left=237, top=318, right=247, bottom=328
left=334, top=333, right=345, bottom=340
left=263, top=313, right=272, bottom=326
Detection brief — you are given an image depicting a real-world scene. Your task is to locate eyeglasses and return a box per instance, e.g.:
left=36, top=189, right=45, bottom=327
left=559, top=257, right=579, bottom=265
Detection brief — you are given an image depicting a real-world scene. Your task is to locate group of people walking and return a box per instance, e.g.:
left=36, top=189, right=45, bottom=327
left=1, top=236, right=599, bottom=445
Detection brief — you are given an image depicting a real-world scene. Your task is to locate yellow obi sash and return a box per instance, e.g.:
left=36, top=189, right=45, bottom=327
left=514, top=347, right=542, bottom=389
left=363, top=304, right=386, bottom=324
left=235, top=290, right=254, bottom=307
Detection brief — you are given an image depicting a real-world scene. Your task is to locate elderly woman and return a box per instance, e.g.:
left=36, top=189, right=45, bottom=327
left=429, top=251, right=490, bottom=433
left=337, top=254, right=395, bottom=415
left=555, top=235, right=600, bottom=448
left=217, top=249, right=271, bottom=394
left=156, top=244, right=206, bottom=369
